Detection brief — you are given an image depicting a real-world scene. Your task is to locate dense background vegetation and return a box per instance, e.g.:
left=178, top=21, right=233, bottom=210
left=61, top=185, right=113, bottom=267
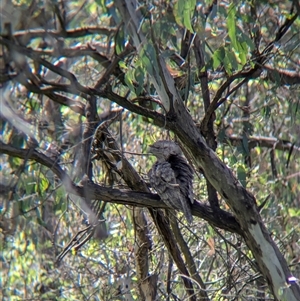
left=0, top=0, right=299, bottom=300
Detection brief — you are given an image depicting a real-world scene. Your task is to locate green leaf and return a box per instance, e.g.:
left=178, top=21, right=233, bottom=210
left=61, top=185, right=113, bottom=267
left=238, top=30, right=255, bottom=51
left=124, top=70, right=136, bottom=94
left=134, top=65, right=145, bottom=96
left=39, top=173, right=49, bottom=193
left=87, top=2, right=98, bottom=15
left=263, top=105, right=272, bottom=119
left=115, top=27, right=126, bottom=55
left=183, top=0, right=196, bottom=32
left=237, top=165, right=247, bottom=187
left=227, top=3, right=237, bottom=50
left=225, top=49, right=238, bottom=72
left=95, top=0, right=104, bottom=6
left=238, top=41, right=248, bottom=65
left=174, top=0, right=196, bottom=32
left=223, top=52, right=233, bottom=75
left=213, top=47, right=225, bottom=69
left=54, top=187, right=67, bottom=212
left=288, top=208, right=300, bottom=217
left=140, top=43, right=158, bottom=79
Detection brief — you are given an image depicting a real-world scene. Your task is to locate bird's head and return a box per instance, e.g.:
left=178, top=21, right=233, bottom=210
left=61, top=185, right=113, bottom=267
left=148, top=140, right=182, bottom=161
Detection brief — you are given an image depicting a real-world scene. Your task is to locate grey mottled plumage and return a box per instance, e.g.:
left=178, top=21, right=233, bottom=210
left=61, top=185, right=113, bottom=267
left=148, top=140, right=194, bottom=223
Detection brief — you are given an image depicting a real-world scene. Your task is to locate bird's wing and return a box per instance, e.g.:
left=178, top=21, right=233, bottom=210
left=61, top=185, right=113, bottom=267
left=148, top=161, right=181, bottom=209
left=148, top=162, right=193, bottom=223
left=168, top=155, right=194, bottom=204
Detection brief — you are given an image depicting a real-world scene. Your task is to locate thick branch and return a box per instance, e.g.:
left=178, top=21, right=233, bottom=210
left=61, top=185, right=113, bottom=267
left=264, top=66, right=300, bottom=86
left=226, top=135, right=300, bottom=153
left=170, top=98, right=300, bottom=301
left=0, top=141, right=241, bottom=232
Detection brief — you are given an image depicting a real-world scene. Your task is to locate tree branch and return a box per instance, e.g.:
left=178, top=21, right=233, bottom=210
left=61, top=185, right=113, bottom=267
left=0, top=141, right=241, bottom=233
left=202, top=11, right=299, bottom=130
left=225, top=135, right=300, bottom=153
left=264, top=66, right=300, bottom=86
left=11, top=26, right=116, bottom=41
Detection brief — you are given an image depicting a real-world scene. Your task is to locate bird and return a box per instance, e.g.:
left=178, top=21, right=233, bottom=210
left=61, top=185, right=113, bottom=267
left=148, top=140, right=194, bottom=223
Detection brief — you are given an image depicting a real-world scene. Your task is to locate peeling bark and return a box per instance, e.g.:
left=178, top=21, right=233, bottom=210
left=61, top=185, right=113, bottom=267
left=172, top=99, right=300, bottom=301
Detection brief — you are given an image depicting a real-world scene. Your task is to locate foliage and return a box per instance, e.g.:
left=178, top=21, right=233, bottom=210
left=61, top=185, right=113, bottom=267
left=0, top=0, right=299, bottom=300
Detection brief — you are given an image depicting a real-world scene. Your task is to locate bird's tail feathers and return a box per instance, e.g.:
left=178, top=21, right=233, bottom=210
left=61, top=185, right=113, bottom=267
left=179, top=197, right=193, bottom=224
